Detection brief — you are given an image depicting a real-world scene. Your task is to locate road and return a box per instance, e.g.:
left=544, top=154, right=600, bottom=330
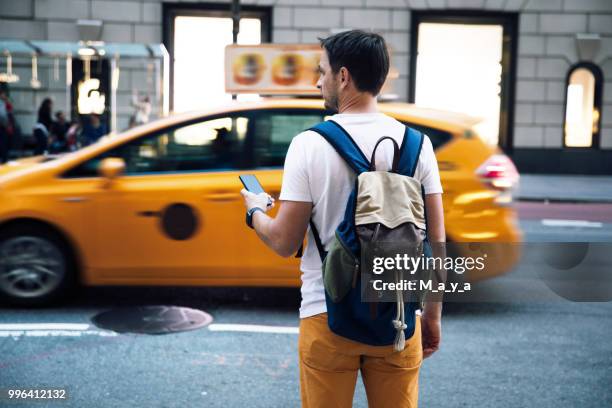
left=516, top=201, right=612, bottom=242
left=1, top=201, right=611, bottom=408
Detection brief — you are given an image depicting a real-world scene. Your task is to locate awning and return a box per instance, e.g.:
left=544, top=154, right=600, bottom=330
left=29, top=40, right=82, bottom=56
left=148, top=43, right=169, bottom=59
left=0, top=40, right=36, bottom=55
left=0, top=40, right=166, bottom=59
left=93, top=42, right=151, bottom=58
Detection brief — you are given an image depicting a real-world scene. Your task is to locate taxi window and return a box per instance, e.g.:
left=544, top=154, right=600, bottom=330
left=63, top=116, right=249, bottom=178
left=252, top=110, right=325, bottom=167
left=401, top=122, right=452, bottom=150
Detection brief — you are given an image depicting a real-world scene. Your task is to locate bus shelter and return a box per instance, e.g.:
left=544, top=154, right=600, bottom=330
left=0, top=39, right=169, bottom=135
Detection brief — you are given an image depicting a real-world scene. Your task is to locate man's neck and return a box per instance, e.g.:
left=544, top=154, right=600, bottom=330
left=337, top=93, right=378, bottom=114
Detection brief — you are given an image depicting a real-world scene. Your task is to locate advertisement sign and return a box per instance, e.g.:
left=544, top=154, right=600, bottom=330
left=225, top=43, right=398, bottom=97
left=225, top=44, right=322, bottom=95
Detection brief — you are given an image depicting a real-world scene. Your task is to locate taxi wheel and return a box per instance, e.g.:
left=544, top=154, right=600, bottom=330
left=0, top=224, right=77, bottom=307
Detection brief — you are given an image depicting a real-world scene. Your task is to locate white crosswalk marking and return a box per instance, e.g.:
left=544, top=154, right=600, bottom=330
left=207, top=324, right=299, bottom=334
left=0, top=323, right=117, bottom=338
left=541, top=219, right=603, bottom=228
left=0, top=323, right=90, bottom=330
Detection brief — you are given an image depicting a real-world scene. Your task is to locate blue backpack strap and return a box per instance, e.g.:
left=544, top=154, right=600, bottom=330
left=308, top=120, right=370, bottom=174
left=397, top=126, right=424, bottom=177
left=299, top=120, right=369, bottom=262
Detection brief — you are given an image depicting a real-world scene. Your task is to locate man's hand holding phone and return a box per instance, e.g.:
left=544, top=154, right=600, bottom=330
left=239, top=174, right=275, bottom=211
left=239, top=174, right=275, bottom=229
left=240, top=189, right=275, bottom=212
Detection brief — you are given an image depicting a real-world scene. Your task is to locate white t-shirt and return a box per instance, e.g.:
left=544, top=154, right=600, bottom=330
left=279, top=112, right=443, bottom=319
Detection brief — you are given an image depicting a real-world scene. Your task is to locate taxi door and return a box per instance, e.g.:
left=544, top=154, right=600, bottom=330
left=85, top=115, right=255, bottom=283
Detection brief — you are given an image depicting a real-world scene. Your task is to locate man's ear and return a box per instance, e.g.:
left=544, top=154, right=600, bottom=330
left=339, top=67, right=350, bottom=90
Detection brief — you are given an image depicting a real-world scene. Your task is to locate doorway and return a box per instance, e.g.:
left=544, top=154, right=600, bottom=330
left=409, top=11, right=518, bottom=151
left=163, top=3, right=272, bottom=112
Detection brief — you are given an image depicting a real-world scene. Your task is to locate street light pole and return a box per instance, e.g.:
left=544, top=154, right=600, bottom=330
left=231, top=0, right=240, bottom=101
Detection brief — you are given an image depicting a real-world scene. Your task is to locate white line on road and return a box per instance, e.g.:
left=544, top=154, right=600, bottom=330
left=0, top=323, right=90, bottom=331
left=208, top=324, right=299, bottom=334
left=206, top=311, right=421, bottom=334
left=0, top=323, right=301, bottom=337
left=2, top=312, right=423, bottom=337
left=0, top=330, right=118, bottom=338
left=541, top=219, right=603, bottom=228
left=0, top=323, right=118, bottom=338
left=0, top=330, right=119, bottom=337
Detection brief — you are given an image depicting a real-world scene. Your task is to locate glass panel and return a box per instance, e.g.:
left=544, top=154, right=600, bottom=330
left=564, top=68, right=595, bottom=148
left=415, top=23, right=503, bottom=146
left=173, top=16, right=262, bottom=112
left=63, top=116, right=249, bottom=177
left=253, top=112, right=324, bottom=167
left=401, top=122, right=452, bottom=150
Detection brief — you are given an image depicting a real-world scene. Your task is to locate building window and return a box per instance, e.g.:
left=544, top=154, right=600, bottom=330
left=163, top=3, right=271, bottom=112
left=563, top=62, right=603, bottom=148
left=409, top=11, right=518, bottom=151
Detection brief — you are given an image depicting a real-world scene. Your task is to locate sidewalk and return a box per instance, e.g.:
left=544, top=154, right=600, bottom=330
left=515, top=174, right=612, bottom=203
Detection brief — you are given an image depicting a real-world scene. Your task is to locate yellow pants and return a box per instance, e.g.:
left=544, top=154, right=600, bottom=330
left=298, top=312, right=422, bottom=408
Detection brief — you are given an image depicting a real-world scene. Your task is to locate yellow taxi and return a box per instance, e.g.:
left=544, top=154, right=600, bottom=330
left=0, top=99, right=521, bottom=306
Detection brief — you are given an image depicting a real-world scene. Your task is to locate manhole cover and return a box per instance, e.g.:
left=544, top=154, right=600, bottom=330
left=91, top=305, right=213, bottom=334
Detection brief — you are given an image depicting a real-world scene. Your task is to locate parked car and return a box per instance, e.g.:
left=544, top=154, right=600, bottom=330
left=0, top=98, right=521, bottom=306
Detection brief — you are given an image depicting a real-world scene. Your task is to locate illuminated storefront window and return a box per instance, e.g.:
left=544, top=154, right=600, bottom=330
left=415, top=22, right=503, bottom=146
left=173, top=16, right=261, bottom=112
left=410, top=13, right=517, bottom=151
left=564, top=63, right=603, bottom=148
left=165, top=5, right=271, bottom=113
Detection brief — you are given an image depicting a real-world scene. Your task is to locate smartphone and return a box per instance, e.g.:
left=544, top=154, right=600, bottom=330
left=240, top=174, right=273, bottom=207
left=239, top=174, right=265, bottom=194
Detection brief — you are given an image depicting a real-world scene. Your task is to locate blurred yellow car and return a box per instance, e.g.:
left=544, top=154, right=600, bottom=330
left=0, top=99, right=521, bottom=306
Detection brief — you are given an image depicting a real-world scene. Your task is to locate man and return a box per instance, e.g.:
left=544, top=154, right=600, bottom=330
left=241, top=30, right=444, bottom=407
left=80, top=114, right=107, bottom=146
left=0, top=87, right=14, bottom=163
left=130, top=90, right=152, bottom=128
left=50, top=111, right=69, bottom=153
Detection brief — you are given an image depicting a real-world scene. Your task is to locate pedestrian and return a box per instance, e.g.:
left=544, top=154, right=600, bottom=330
left=49, top=111, right=69, bottom=153
left=33, top=98, right=53, bottom=155
left=240, top=30, right=445, bottom=407
left=0, top=87, right=11, bottom=163
left=129, top=90, right=151, bottom=128
left=80, top=114, right=107, bottom=146
left=0, top=86, right=21, bottom=162
left=65, top=121, right=80, bottom=151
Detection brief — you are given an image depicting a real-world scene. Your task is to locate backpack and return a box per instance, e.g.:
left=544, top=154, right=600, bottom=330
left=305, top=119, right=431, bottom=351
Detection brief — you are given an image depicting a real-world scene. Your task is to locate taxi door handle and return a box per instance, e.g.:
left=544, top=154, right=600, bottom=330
left=206, top=192, right=240, bottom=202
left=437, top=161, right=457, bottom=171
left=61, top=197, right=88, bottom=203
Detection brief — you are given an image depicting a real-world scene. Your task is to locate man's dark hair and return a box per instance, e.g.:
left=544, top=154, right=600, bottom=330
left=319, top=30, right=389, bottom=96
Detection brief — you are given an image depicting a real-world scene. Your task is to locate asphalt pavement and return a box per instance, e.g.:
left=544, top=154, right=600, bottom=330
left=1, top=198, right=611, bottom=408
left=516, top=174, right=612, bottom=203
